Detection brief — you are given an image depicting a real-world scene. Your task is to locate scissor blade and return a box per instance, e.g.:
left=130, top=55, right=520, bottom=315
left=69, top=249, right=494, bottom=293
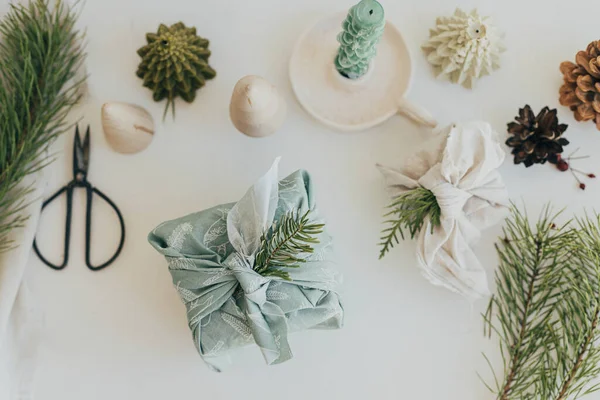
left=73, top=126, right=88, bottom=179
left=83, top=125, right=90, bottom=170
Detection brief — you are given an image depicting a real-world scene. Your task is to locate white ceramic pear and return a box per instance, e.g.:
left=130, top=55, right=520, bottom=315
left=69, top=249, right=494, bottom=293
left=230, top=75, right=286, bottom=138
left=101, top=102, right=154, bottom=154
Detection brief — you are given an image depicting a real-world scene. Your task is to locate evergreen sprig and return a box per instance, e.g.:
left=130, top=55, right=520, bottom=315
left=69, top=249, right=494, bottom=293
left=378, top=187, right=441, bottom=259
left=546, top=216, right=600, bottom=400
left=254, top=209, right=324, bottom=281
left=0, top=0, right=86, bottom=252
left=482, top=206, right=600, bottom=400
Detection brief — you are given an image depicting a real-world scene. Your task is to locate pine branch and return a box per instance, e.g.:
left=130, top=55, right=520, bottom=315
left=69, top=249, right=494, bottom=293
left=254, top=209, right=324, bottom=281
left=482, top=206, right=600, bottom=400
left=555, top=310, right=599, bottom=400
left=0, top=0, right=86, bottom=252
left=483, top=205, right=575, bottom=399
left=378, top=187, right=441, bottom=259
left=548, top=215, right=600, bottom=400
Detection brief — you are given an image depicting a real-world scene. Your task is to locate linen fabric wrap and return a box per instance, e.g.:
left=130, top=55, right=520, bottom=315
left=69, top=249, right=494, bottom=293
left=148, top=160, right=343, bottom=370
left=377, top=121, right=510, bottom=299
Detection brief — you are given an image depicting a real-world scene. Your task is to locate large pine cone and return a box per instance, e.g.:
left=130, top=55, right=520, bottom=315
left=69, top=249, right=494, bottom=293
left=559, top=40, right=600, bottom=130
left=506, top=105, right=569, bottom=167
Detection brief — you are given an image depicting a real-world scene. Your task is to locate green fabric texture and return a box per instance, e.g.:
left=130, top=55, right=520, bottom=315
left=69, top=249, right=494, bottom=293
left=148, top=168, right=343, bottom=371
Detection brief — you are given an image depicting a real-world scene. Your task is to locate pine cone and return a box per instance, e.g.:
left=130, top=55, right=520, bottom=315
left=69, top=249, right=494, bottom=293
left=506, top=105, right=569, bottom=167
left=559, top=40, right=600, bottom=130
left=136, top=22, right=216, bottom=119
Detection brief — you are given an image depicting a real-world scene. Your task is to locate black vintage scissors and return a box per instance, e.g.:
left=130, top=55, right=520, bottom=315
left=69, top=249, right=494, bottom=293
left=33, top=126, right=126, bottom=271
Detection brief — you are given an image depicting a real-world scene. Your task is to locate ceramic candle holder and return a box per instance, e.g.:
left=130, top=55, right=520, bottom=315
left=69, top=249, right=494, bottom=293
left=290, top=12, right=437, bottom=132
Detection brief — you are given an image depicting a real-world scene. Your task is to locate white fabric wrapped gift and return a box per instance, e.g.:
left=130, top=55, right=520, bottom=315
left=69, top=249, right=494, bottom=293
left=377, top=121, right=510, bottom=299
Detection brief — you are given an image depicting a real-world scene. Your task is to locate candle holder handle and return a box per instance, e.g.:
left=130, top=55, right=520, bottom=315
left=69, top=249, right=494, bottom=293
left=397, top=97, right=437, bottom=128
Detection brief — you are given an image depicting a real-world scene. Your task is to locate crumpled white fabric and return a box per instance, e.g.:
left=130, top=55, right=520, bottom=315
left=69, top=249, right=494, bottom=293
left=0, top=173, right=45, bottom=400
left=377, top=121, right=510, bottom=299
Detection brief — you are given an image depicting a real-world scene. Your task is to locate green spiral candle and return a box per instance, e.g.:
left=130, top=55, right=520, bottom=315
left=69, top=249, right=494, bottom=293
left=335, top=0, right=385, bottom=80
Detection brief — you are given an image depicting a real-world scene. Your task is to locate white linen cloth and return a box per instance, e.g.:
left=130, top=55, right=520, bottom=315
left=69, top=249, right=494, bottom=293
left=377, top=121, right=510, bottom=299
left=0, top=173, right=45, bottom=400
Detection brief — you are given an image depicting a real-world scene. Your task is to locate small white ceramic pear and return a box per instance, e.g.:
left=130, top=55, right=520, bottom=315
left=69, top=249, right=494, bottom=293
left=101, top=102, right=154, bottom=154
left=230, top=75, right=286, bottom=138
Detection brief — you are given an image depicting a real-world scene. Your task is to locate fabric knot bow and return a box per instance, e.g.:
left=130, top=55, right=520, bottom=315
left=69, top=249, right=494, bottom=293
left=220, top=251, right=295, bottom=365
left=418, top=165, right=473, bottom=219
left=223, top=253, right=270, bottom=304
left=377, top=122, right=510, bottom=299
left=149, top=159, right=343, bottom=371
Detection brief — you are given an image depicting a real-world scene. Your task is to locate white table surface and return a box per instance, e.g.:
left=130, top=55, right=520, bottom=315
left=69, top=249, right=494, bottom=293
left=5, top=0, right=600, bottom=398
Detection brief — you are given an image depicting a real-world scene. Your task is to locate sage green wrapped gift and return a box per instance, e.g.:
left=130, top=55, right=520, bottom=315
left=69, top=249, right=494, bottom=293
left=148, top=159, right=343, bottom=371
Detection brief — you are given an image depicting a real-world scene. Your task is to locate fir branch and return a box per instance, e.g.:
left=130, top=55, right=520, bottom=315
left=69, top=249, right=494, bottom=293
left=378, top=187, right=441, bottom=259
left=254, top=209, right=324, bottom=281
left=0, top=0, right=86, bottom=252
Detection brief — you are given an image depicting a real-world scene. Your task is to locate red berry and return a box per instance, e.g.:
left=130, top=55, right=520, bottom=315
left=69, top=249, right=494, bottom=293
left=580, top=183, right=586, bottom=190
left=589, top=174, right=596, bottom=178
left=557, top=160, right=569, bottom=172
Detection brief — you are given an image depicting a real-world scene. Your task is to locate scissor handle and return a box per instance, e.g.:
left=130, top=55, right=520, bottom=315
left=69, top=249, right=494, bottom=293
left=33, top=185, right=74, bottom=270
left=32, top=182, right=126, bottom=271
left=85, top=185, right=126, bottom=271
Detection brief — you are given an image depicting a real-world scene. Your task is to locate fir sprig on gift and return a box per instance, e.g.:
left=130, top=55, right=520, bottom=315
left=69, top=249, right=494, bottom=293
left=482, top=206, right=600, bottom=400
left=378, top=187, right=441, bottom=259
left=0, top=0, right=86, bottom=252
left=254, top=210, right=324, bottom=281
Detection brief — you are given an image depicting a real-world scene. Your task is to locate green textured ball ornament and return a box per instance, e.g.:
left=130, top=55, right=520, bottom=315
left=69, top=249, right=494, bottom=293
left=136, top=22, right=216, bottom=119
